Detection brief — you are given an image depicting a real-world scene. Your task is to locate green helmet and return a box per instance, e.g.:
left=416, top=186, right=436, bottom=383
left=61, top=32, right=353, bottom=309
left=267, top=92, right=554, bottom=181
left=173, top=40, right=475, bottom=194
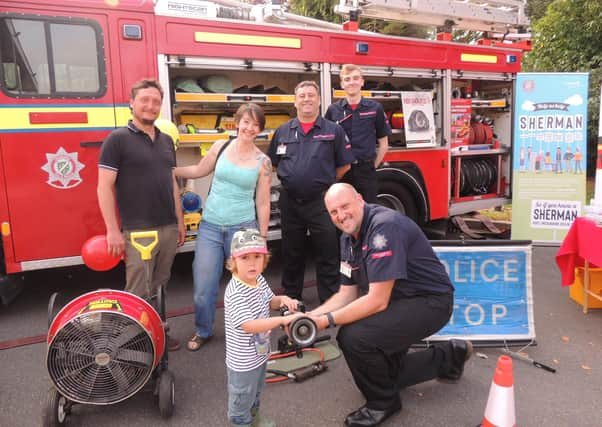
left=200, top=75, right=233, bottom=93
left=174, top=78, right=204, bottom=93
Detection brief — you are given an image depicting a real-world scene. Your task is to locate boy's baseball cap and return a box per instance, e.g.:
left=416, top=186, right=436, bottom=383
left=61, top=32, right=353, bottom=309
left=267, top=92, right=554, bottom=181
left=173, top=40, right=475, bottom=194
left=231, top=229, right=268, bottom=257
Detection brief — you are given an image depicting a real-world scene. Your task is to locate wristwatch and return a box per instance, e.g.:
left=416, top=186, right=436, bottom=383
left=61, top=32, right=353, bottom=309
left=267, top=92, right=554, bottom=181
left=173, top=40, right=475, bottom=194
left=325, top=312, right=336, bottom=329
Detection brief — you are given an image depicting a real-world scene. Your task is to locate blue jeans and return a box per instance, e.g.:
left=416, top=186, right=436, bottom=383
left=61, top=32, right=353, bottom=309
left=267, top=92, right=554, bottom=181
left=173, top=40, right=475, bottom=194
left=193, top=219, right=257, bottom=338
left=227, top=363, right=267, bottom=426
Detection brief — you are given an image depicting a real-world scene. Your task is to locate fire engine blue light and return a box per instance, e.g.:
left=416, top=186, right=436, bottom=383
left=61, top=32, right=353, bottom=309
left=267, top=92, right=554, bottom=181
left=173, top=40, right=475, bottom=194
left=356, top=42, right=369, bottom=55
left=506, top=55, right=517, bottom=64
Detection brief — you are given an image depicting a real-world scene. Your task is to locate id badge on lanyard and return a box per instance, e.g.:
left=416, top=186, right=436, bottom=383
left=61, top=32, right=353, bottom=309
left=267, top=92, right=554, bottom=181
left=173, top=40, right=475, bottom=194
left=340, top=261, right=352, bottom=278
left=340, top=244, right=354, bottom=278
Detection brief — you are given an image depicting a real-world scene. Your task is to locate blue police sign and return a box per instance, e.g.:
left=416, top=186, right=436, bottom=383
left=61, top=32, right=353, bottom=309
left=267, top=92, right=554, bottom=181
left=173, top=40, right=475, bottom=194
left=430, top=242, right=534, bottom=342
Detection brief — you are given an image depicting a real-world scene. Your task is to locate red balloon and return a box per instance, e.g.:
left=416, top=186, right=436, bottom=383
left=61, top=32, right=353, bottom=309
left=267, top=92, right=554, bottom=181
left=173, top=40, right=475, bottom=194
left=81, top=235, right=121, bottom=271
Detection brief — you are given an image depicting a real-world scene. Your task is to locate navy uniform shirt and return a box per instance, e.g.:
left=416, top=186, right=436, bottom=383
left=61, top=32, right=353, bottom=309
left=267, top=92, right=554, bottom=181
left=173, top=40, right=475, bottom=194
left=325, top=97, right=392, bottom=162
left=268, top=116, right=353, bottom=200
left=340, top=204, right=453, bottom=298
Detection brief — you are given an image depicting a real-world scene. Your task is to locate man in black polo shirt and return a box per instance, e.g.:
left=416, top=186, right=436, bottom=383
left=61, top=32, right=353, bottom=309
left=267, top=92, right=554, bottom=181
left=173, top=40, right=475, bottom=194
left=308, top=183, right=472, bottom=427
left=98, top=78, right=185, bottom=351
left=268, top=81, right=353, bottom=303
left=325, top=64, right=391, bottom=203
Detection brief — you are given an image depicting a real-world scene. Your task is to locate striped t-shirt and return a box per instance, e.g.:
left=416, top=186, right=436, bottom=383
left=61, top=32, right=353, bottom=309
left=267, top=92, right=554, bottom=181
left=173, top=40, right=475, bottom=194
left=224, top=274, right=275, bottom=372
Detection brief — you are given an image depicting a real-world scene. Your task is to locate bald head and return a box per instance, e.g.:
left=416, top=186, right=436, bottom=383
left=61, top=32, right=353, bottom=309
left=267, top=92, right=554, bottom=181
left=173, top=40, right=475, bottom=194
left=325, top=183, right=358, bottom=204
left=324, top=183, right=365, bottom=237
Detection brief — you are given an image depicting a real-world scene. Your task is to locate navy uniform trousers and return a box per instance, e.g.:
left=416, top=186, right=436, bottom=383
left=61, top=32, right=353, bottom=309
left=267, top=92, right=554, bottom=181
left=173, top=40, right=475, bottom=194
left=278, top=189, right=340, bottom=303
left=342, top=160, right=378, bottom=204
left=337, top=292, right=455, bottom=409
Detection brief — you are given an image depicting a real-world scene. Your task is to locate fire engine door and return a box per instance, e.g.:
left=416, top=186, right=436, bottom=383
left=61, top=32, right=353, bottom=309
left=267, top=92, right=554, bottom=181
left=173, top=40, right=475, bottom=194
left=0, top=11, right=115, bottom=264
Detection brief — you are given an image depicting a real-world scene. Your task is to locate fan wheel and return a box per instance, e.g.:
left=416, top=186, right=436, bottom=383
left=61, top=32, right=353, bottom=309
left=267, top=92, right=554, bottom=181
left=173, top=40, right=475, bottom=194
left=158, top=370, right=175, bottom=419
left=42, top=387, right=70, bottom=427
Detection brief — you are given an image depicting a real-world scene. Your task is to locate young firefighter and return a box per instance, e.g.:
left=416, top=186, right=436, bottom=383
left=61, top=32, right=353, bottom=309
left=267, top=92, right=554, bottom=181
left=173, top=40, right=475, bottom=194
left=224, top=229, right=300, bottom=427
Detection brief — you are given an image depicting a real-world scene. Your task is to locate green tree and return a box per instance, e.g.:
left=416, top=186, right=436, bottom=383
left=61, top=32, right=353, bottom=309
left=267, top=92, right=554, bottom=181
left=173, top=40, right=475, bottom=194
left=526, top=0, right=554, bottom=22
left=524, top=0, right=602, bottom=175
left=288, top=0, right=341, bottom=23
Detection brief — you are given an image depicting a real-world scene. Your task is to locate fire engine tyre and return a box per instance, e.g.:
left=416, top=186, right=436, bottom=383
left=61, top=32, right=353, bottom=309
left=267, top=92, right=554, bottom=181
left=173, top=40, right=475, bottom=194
left=158, top=370, right=175, bottom=419
left=377, top=181, right=419, bottom=223
left=42, top=387, right=70, bottom=427
left=0, top=245, right=25, bottom=306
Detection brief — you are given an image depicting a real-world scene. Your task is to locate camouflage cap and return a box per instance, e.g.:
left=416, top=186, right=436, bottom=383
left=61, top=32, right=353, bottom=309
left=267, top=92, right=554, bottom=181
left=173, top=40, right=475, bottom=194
left=231, top=229, right=268, bottom=258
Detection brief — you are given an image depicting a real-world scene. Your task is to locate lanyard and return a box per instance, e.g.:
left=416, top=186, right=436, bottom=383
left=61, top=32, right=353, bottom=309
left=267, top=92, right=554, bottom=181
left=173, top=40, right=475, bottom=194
left=337, top=113, right=353, bottom=125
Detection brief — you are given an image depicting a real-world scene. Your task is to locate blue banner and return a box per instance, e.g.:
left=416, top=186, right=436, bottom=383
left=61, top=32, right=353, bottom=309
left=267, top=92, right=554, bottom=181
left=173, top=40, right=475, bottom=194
left=429, top=244, right=534, bottom=342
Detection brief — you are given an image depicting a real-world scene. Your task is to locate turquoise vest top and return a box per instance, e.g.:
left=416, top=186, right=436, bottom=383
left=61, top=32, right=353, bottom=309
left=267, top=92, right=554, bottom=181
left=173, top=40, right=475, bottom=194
left=203, top=152, right=260, bottom=225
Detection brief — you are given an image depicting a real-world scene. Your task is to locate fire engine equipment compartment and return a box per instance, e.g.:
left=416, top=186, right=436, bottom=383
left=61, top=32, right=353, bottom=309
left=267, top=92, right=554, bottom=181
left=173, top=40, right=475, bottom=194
left=0, top=0, right=524, bottom=304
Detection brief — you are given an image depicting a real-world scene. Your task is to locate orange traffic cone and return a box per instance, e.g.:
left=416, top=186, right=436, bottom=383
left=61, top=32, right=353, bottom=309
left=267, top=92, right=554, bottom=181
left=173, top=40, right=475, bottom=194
left=481, top=355, right=516, bottom=427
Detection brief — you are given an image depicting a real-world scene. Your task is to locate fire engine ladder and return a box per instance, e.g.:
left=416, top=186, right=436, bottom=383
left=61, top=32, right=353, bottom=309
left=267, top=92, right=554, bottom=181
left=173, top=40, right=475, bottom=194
left=334, top=0, right=530, bottom=39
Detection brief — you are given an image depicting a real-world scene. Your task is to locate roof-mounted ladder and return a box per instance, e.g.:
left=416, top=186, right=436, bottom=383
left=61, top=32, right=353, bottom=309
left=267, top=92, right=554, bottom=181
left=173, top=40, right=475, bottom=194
left=334, top=0, right=530, bottom=36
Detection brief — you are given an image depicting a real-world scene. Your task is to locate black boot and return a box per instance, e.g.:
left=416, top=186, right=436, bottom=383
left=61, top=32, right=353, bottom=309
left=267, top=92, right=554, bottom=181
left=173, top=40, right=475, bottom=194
left=344, top=400, right=401, bottom=427
left=438, top=339, right=473, bottom=382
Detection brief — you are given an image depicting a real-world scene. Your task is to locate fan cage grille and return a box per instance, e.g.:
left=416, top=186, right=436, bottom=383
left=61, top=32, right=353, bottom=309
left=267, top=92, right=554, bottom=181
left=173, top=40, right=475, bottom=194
left=47, top=311, right=156, bottom=404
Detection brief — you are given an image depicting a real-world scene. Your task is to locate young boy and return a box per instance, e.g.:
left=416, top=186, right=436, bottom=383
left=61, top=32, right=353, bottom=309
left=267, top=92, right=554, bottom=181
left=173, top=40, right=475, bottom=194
left=224, top=229, right=299, bottom=427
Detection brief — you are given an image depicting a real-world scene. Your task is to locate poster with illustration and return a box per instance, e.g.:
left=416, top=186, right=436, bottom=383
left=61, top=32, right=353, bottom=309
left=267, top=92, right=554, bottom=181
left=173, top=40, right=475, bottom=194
left=401, top=91, right=436, bottom=148
left=511, top=73, right=589, bottom=243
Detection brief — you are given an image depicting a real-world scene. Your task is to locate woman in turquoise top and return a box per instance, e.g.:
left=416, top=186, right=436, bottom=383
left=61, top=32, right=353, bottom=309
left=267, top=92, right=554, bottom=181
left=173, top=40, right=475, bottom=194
left=175, top=103, right=272, bottom=351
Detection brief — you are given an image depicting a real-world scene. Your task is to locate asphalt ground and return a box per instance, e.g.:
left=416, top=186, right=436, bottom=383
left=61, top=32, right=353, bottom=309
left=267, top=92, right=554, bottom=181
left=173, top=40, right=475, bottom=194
left=1, top=244, right=601, bottom=427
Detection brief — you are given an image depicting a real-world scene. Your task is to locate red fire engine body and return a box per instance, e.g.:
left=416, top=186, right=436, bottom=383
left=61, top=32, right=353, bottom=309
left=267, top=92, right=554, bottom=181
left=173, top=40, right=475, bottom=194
left=0, top=0, right=524, bottom=303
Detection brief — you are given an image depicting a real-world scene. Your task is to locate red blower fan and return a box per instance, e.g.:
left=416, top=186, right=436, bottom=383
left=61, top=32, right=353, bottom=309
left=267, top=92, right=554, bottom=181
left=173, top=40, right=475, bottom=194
left=43, top=289, right=174, bottom=425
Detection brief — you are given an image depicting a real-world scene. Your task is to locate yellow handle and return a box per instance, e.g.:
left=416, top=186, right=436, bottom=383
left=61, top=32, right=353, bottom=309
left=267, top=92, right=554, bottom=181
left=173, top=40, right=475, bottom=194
left=130, top=231, right=158, bottom=261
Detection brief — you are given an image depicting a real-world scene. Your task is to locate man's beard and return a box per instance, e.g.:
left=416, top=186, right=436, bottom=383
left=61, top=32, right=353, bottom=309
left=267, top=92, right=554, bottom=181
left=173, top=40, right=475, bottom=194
left=140, top=117, right=155, bottom=126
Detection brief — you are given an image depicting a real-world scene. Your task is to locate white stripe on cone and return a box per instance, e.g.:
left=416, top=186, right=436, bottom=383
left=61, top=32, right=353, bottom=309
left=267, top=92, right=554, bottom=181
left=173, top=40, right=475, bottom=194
left=482, top=380, right=516, bottom=427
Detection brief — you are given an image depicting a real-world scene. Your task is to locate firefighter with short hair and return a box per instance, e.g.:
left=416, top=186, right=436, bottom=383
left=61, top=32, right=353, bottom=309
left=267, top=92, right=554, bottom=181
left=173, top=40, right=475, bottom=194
left=310, top=183, right=472, bottom=427
left=268, top=81, right=353, bottom=303
left=325, top=64, right=391, bottom=203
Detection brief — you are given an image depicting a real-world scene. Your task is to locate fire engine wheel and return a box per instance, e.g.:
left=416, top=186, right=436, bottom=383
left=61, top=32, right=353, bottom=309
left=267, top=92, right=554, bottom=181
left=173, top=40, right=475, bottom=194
left=377, top=181, right=419, bottom=223
left=42, top=387, right=70, bottom=427
left=0, top=245, right=25, bottom=305
left=158, top=370, right=175, bottom=419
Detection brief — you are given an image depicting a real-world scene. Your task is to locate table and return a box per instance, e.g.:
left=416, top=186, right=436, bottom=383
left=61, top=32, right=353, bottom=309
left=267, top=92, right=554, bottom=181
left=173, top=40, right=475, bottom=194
left=556, top=217, right=602, bottom=313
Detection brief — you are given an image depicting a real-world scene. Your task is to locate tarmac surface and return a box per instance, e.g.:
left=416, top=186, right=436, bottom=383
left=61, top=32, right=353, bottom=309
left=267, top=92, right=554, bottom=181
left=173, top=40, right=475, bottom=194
left=1, top=244, right=601, bottom=427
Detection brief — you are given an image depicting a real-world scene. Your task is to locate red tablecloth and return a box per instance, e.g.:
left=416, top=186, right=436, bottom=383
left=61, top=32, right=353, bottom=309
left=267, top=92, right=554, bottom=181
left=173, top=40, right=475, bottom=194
left=556, top=217, right=602, bottom=286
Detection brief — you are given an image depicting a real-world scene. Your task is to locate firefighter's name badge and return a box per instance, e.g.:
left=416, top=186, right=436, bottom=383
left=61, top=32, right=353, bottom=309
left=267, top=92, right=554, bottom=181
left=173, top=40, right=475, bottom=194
left=340, top=261, right=352, bottom=278
left=276, top=144, right=286, bottom=155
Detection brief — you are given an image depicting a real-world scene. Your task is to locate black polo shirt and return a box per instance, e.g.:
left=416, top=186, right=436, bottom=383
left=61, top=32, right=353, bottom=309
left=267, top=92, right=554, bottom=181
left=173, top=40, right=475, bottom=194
left=340, top=204, right=453, bottom=298
left=325, top=97, right=392, bottom=162
left=98, top=120, right=177, bottom=229
left=268, top=116, right=353, bottom=200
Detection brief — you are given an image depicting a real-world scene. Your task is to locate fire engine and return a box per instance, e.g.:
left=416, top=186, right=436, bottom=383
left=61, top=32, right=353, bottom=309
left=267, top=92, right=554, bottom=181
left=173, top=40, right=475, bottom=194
left=0, top=0, right=530, bottom=303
